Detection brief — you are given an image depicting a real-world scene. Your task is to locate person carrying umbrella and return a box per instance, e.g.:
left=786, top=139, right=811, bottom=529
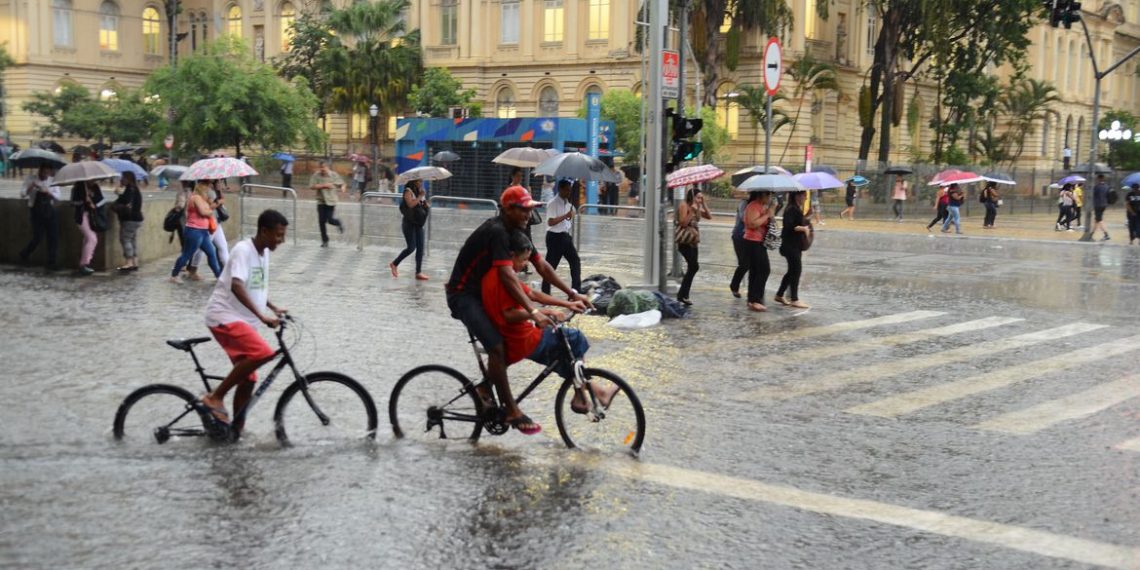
left=310, top=160, right=346, bottom=247
left=112, top=171, right=145, bottom=271
left=169, top=180, right=223, bottom=282
left=70, top=180, right=105, bottom=276
left=981, top=181, right=1000, bottom=229
left=743, top=191, right=774, bottom=312
left=1126, top=183, right=1140, bottom=245
left=18, top=165, right=61, bottom=270
left=926, top=186, right=950, bottom=232
left=389, top=179, right=430, bottom=280
left=840, top=180, right=857, bottom=220
left=891, top=178, right=909, bottom=222
left=774, top=191, right=812, bottom=309
left=674, top=185, right=711, bottom=306
left=541, top=179, right=582, bottom=297
left=940, top=183, right=965, bottom=234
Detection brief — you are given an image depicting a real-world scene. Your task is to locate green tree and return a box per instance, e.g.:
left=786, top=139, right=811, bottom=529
left=999, top=77, right=1059, bottom=164
left=274, top=9, right=335, bottom=121
left=22, top=84, right=160, bottom=146
left=577, top=89, right=642, bottom=158
left=778, top=53, right=840, bottom=163
left=735, top=85, right=790, bottom=165
left=408, top=68, right=481, bottom=117
left=1099, top=110, right=1140, bottom=171
left=22, top=84, right=101, bottom=139
left=697, top=105, right=729, bottom=165
left=145, top=36, right=326, bottom=156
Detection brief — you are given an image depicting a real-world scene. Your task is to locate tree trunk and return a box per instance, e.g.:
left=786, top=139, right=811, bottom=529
left=877, top=13, right=898, bottom=165
left=698, top=0, right=728, bottom=109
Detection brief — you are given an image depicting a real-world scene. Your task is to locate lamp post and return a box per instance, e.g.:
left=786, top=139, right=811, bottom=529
left=368, top=103, right=379, bottom=189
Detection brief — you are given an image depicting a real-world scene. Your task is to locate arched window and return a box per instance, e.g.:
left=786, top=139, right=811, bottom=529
left=52, top=0, right=73, bottom=47
left=227, top=5, right=242, bottom=38
left=496, top=87, right=517, bottom=119
left=99, top=1, right=120, bottom=51
left=280, top=2, right=296, bottom=52
left=142, top=7, right=161, bottom=55
left=99, top=84, right=119, bottom=101
left=716, top=83, right=740, bottom=140
left=200, top=11, right=208, bottom=44
left=539, top=86, right=559, bottom=115
left=585, top=84, right=603, bottom=100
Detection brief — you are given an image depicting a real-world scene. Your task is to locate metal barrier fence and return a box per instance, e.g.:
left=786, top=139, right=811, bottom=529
left=239, top=184, right=298, bottom=245
left=573, top=204, right=648, bottom=254
left=357, top=191, right=404, bottom=251
left=426, top=196, right=500, bottom=255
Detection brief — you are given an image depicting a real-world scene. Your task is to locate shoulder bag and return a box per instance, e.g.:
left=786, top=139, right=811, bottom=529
left=89, top=204, right=110, bottom=232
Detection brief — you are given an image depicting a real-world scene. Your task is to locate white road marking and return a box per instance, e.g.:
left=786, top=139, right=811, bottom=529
left=770, top=310, right=946, bottom=340
left=848, top=334, right=1140, bottom=419
left=1114, top=437, right=1140, bottom=452
left=575, top=457, right=1140, bottom=569
left=973, top=374, right=1140, bottom=435
left=743, top=322, right=1106, bottom=402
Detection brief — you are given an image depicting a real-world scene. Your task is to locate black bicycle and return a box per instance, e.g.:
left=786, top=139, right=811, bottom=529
left=389, top=313, right=646, bottom=455
left=113, top=315, right=378, bottom=446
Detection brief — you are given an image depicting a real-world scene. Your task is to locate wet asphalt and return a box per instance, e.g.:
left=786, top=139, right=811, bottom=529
left=1, top=205, right=1139, bottom=569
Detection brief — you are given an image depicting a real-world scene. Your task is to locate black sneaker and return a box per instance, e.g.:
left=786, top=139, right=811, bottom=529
left=78, top=266, right=95, bottom=276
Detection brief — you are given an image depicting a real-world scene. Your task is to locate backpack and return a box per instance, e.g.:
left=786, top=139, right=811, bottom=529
left=163, top=207, right=183, bottom=232
left=606, top=289, right=659, bottom=318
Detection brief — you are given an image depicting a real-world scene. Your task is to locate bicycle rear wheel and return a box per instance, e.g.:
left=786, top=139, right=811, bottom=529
left=113, top=384, right=211, bottom=445
left=274, top=372, right=378, bottom=446
left=554, top=368, right=646, bottom=455
left=389, top=365, right=484, bottom=443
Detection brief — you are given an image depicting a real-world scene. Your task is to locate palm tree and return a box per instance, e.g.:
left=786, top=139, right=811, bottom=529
left=999, top=78, right=1060, bottom=164
left=778, top=54, right=840, bottom=163
left=735, top=85, right=790, bottom=165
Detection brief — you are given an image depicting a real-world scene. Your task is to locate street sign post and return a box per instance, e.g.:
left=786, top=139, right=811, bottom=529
left=662, top=50, right=680, bottom=100
left=762, top=38, right=783, bottom=170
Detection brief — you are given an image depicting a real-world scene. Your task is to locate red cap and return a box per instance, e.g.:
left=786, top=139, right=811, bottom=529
left=500, top=185, right=542, bottom=208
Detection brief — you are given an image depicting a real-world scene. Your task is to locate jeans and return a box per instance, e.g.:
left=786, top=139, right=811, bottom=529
left=20, top=207, right=59, bottom=267
left=527, top=327, right=590, bottom=381
left=729, top=235, right=749, bottom=293
left=393, top=220, right=425, bottom=273
left=776, top=246, right=803, bottom=301
left=941, top=205, right=961, bottom=233
left=119, top=221, right=142, bottom=258
left=745, top=239, right=770, bottom=304
left=317, top=204, right=342, bottom=243
left=983, top=202, right=998, bottom=227
left=541, top=231, right=581, bottom=295
left=191, top=225, right=228, bottom=267
left=892, top=199, right=904, bottom=219
left=172, top=226, right=221, bottom=277
left=1129, top=214, right=1140, bottom=241
left=78, top=211, right=98, bottom=267
left=677, top=243, right=699, bottom=300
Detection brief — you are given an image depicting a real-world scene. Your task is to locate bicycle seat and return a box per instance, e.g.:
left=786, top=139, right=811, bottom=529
left=166, top=337, right=212, bottom=351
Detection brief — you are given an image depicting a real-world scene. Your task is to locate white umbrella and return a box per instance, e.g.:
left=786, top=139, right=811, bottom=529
left=492, top=147, right=560, bottom=168
left=737, top=174, right=806, bottom=193
left=179, top=157, right=258, bottom=181
left=396, top=165, right=452, bottom=184
left=150, top=164, right=189, bottom=180
left=793, top=172, right=845, bottom=190
left=53, top=161, right=121, bottom=186
left=533, top=152, right=619, bottom=183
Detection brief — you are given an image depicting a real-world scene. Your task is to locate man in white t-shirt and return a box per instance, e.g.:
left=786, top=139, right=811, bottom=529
left=199, top=209, right=290, bottom=429
left=541, top=179, right=582, bottom=295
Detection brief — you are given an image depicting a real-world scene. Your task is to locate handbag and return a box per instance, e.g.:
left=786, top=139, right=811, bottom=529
left=409, top=203, right=429, bottom=227
left=802, top=226, right=814, bottom=251
left=208, top=215, right=218, bottom=233
left=674, top=223, right=699, bottom=246
left=163, top=208, right=183, bottom=232
left=764, top=221, right=781, bottom=251
left=88, top=205, right=109, bottom=232
left=215, top=204, right=230, bottom=223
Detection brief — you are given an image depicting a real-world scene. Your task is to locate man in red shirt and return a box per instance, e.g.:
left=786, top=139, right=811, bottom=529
left=482, top=231, right=617, bottom=434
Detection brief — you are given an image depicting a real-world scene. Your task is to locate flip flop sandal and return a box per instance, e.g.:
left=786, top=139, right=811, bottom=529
left=508, top=414, right=541, bottom=435
left=198, top=399, right=230, bottom=425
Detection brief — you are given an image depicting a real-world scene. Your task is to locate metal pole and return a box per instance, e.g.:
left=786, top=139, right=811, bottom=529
left=671, top=0, right=687, bottom=279
left=644, top=0, right=665, bottom=288
left=764, top=95, right=772, bottom=170
left=1080, top=77, right=1101, bottom=242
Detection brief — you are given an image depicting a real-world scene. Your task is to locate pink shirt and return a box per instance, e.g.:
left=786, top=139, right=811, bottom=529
left=743, top=201, right=769, bottom=242
left=186, top=195, right=211, bottom=229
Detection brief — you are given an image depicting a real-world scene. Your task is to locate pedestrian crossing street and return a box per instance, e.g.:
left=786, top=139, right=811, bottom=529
left=737, top=310, right=1140, bottom=449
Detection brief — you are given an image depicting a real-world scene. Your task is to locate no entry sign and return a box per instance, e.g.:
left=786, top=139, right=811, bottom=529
left=763, top=38, right=783, bottom=96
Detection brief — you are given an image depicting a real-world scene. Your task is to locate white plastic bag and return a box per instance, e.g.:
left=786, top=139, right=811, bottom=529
left=607, top=310, right=662, bottom=330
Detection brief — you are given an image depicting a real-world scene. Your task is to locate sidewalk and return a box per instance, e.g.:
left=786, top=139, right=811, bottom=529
left=812, top=211, right=1132, bottom=244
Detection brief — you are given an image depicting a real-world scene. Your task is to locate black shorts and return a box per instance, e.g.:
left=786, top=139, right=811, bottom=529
left=845, top=197, right=855, bottom=207
left=446, top=292, right=502, bottom=351
left=1095, top=207, right=1105, bottom=222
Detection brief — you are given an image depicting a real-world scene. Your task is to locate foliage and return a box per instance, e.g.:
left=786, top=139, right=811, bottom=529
left=408, top=68, right=481, bottom=117
left=273, top=10, right=335, bottom=116
left=998, top=77, right=1060, bottom=163
left=577, top=89, right=643, bottom=158
left=22, top=84, right=161, bottom=145
left=779, top=53, right=840, bottom=163
left=145, top=36, right=326, bottom=156
left=735, top=85, right=790, bottom=164
left=1099, top=110, right=1140, bottom=171
left=698, top=105, right=730, bottom=165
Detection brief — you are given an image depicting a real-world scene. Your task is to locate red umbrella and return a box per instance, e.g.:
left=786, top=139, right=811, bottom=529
left=928, top=169, right=983, bottom=186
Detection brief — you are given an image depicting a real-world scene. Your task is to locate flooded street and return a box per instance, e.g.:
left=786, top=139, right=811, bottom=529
left=2, top=215, right=1139, bottom=569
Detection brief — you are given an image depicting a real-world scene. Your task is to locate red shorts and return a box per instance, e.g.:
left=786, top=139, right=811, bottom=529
left=208, top=321, right=276, bottom=382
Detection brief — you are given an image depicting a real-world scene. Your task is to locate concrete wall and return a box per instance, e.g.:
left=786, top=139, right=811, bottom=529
left=1, top=191, right=239, bottom=270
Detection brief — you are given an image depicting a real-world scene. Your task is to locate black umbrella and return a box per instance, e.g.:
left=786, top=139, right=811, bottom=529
left=883, top=165, right=913, bottom=175
left=1069, top=162, right=1112, bottom=174
left=34, top=140, right=66, bottom=154
left=111, top=144, right=146, bottom=155
left=432, top=150, right=460, bottom=163
left=11, top=148, right=67, bottom=168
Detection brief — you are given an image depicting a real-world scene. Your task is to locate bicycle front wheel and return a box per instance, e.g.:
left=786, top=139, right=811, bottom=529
left=113, top=384, right=210, bottom=445
left=554, top=368, right=646, bottom=455
left=389, top=365, right=483, bottom=443
left=274, top=372, right=378, bottom=446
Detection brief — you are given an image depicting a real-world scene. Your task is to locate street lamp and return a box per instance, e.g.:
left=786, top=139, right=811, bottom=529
left=368, top=103, right=379, bottom=189
left=1098, top=120, right=1134, bottom=142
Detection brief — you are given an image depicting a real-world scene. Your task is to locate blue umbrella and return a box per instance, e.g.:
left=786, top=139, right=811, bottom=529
left=1121, top=172, right=1140, bottom=187
left=845, top=175, right=870, bottom=187
left=101, top=158, right=148, bottom=180
left=1057, top=174, right=1086, bottom=185
left=273, top=152, right=295, bottom=162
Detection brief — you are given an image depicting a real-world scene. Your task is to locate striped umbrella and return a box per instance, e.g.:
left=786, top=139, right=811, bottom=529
left=180, top=157, right=259, bottom=181
left=666, top=164, right=725, bottom=188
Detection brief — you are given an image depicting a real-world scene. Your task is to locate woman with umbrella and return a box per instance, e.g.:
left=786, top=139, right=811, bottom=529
left=674, top=186, right=711, bottom=306
left=169, top=180, right=223, bottom=282
left=70, top=180, right=105, bottom=276
left=774, top=191, right=812, bottom=309
left=839, top=177, right=866, bottom=220
left=112, top=171, right=145, bottom=271
left=981, top=181, right=1000, bottom=229
left=389, top=179, right=430, bottom=281
left=742, top=191, right=774, bottom=312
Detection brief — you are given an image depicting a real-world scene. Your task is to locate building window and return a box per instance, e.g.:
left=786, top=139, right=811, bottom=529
left=588, top=0, right=609, bottom=41
left=200, top=11, right=207, bottom=43
left=99, top=85, right=118, bottom=100
left=544, top=0, right=564, bottom=43
left=99, top=1, right=120, bottom=51
left=716, top=83, right=739, bottom=140
left=805, top=0, right=817, bottom=39
left=496, top=88, right=517, bottom=118
left=52, top=0, right=73, bottom=47
left=441, top=0, right=458, bottom=45
left=190, top=17, right=198, bottom=51
left=227, top=5, right=242, bottom=38
left=280, top=2, right=295, bottom=52
left=720, top=11, right=731, bottom=33
left=500, top=0, right=519, bottom=44
left=865, top=11, right=876, bottom=56
left=351, top=113, right=369, bottom=140
left=539, top=86, right=559, bottom=115
left=142, top=7, right=161, bottom=55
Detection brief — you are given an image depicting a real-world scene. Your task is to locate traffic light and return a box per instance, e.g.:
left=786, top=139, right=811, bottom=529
left=1063, top=0, right=1081, bottom=28
left=1045, top=0, right=1081, bottom=28
left=665, top=108, right=703, bottom=172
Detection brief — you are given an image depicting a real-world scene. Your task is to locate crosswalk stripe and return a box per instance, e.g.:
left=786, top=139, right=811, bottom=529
left=742, top=322, right=1106, bottom=403
left=769, top=310, right=946, bottom=340
left=848, top=334, right=1140, bottom=419
left=1114, top=437, right=1140, bottom=452
left=750, top=316, right=1023, bottom=371
left=972, top=375, right=1140, bottom=435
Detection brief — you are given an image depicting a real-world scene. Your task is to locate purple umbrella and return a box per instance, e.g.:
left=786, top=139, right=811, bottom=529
left=793, top=171, right=845, bottom=190
left=1057, top=175, right=1086, bottom=185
